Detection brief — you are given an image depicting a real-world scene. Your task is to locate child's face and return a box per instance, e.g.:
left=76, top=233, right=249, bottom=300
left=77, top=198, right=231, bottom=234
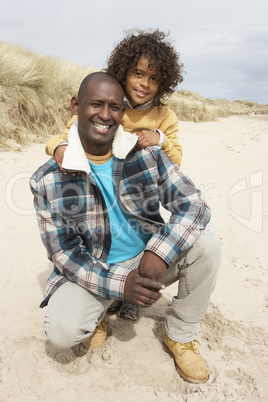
left=125, top=56, right=160, bottom=108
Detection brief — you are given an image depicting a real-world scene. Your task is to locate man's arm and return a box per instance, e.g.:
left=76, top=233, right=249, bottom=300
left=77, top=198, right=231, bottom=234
left=138, top=251, right=167, bottom=285
left=124, top=269, right=165, bottom=307
left=30, top=173, right=164, bottom=304
left=144, top=149, right=211, bottom=268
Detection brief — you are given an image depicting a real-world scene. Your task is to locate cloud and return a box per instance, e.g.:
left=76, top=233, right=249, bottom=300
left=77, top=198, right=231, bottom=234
left=1, top=0, right=268, bottom=103
left=178, top=22, right=268, bottom=103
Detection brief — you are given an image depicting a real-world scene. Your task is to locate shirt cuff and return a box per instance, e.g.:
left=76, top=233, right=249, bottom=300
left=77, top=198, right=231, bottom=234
left=53, top=142, right=68, bottom=158
left=153, top=129, right=165, bottom=147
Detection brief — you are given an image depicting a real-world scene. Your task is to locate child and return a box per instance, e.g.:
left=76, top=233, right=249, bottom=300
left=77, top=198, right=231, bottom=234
left=45, top=29, right=184, bottom=320
left=46, top=29, right=183, bottom=166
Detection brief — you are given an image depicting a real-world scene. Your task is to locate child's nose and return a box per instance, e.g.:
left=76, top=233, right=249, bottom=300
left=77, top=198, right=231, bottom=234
left=140, top=76, right=149, bottom=87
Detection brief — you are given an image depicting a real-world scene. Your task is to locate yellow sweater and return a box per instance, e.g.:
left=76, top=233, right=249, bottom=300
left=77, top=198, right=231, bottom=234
left=45, top=105, right=182, bottom=166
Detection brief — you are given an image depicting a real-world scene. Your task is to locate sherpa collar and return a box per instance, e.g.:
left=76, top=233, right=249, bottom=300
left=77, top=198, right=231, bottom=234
left=62, top=119, right=138, bottom=174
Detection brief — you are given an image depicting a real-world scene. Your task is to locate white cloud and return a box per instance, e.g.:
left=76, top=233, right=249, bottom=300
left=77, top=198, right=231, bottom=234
left=1, top=0, right=268, bottom=103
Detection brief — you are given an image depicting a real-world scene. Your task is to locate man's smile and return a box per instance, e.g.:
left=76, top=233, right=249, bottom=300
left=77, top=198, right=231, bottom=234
left=92, top=122, right=111, bottom=133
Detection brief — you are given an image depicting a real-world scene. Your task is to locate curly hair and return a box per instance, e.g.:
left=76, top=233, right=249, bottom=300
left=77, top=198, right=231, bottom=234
left=107, top=29, right=184, bottom=106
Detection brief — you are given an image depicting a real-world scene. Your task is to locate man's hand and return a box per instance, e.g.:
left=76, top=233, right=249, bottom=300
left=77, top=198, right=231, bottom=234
left=136, top=130, right=160, bottom=150
left=54, top=144, right=80, bottom=177
left=138, top=251, right=167, bottom=284
left=124, top=269, right=165, bottom=307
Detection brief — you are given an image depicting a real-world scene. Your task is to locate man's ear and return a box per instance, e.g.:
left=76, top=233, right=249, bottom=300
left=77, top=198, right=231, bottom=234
left=71, top=96, right=79, bottom=115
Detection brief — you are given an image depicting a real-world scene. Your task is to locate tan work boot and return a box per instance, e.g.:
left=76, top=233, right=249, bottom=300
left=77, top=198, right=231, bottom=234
left=164, top=333, right=209, bottom=384
left=82, top=319, right=107, bottom=349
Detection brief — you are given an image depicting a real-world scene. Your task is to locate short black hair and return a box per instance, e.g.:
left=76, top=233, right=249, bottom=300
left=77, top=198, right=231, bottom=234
left=78, top=72, right=124, bottom=101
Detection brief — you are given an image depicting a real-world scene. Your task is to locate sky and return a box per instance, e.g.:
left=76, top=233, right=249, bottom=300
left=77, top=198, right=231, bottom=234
left=1, top=0, right=268, bottom=104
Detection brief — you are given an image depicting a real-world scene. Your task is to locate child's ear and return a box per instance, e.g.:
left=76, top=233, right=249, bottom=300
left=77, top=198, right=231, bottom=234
left=71, top=96, right=79, bottom=115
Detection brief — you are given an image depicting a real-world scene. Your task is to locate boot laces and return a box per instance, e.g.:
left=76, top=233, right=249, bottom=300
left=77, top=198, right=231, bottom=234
left=96, top=318, right=106, bottom=331
left=182, top=339, right=200, bottom=352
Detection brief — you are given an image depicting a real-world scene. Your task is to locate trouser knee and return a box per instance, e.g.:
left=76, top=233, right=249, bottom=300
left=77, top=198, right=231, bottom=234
left=43, top=317, right=80, bottom=349
left=43, top=313, right=98, bottom=349
left=191, top=232, right=222, bottom=280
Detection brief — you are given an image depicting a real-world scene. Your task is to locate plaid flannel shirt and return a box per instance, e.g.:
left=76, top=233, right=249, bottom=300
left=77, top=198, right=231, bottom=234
left=30, top=124, right=210, bottom=307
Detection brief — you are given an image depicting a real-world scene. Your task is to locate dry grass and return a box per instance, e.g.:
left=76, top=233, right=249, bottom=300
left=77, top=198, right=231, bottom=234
left=166, top=89, right=268, bottom=122
left=0, top=42, right=96, bottom=150
left=0, top=43, right=267, bottom=150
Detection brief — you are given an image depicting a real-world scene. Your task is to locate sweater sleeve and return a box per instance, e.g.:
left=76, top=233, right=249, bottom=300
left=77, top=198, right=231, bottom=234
left=45, top=115, right=78, bottom=156
left=158, top=108, right=182, bottom=166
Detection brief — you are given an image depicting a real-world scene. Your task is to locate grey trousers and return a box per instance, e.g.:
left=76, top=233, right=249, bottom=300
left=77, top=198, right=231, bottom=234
left=43, top=232, right=221, bottom=349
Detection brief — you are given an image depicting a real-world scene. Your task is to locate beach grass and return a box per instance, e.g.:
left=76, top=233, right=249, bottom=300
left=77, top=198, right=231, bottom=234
left=166, top=89, right=268, bottom=122
left=0, top=42, right=96, bottom=150
left=1, top=42, right=267, bottom=150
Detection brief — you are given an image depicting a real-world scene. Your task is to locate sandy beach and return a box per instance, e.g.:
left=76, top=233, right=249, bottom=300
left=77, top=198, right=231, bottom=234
left=0, top=115, right=267, bottom=401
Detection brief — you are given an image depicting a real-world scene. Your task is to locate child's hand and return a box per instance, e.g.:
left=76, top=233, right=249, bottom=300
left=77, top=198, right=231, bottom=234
left=54, top=145, right=80, bottom=177
left=136, top=130, right=160, bottom=150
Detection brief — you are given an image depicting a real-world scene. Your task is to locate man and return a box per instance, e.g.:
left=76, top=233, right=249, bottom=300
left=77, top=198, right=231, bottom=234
left=30, top=72, right=221, bottom=384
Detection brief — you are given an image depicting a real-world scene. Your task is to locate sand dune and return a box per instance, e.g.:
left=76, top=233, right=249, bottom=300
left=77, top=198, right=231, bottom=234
left=0, top=115, right=267, bottom=401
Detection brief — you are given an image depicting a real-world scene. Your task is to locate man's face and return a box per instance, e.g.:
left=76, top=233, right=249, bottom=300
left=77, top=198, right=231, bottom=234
left=71, top=80, right=125, bottom=155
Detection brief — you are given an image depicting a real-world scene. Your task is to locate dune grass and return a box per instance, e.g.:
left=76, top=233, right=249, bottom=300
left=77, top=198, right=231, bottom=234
left=0, top=42, right=267, bottom=150
left=166, top=89, right=268, bottom=122
left=0, top=42, right=96, bottom=150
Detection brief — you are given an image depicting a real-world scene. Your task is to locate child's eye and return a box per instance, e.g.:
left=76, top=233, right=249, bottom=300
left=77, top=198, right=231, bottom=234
left=151, top=77, right=160, bottom=83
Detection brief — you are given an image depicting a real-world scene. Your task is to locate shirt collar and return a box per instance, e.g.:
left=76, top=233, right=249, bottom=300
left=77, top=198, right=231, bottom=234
left=123, top=94, right=154, bottom=111
left=62, top=120, right=138, bottom=174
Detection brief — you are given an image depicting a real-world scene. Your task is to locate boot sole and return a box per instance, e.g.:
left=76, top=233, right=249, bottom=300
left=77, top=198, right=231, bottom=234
left=163, top=342, right=209, bottom=384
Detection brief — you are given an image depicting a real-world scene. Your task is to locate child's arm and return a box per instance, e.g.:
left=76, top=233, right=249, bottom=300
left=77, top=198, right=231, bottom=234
left=136, top=109, right=182, bottom=166
left=45, top=135, right=67, bottom=157
left=157, top=109, right=182, bottom=166
left=160, top=129, right=182, bottom=167
left=136, top=128, right=182, bottom=167
left=135, top=130, right=161, bottom=149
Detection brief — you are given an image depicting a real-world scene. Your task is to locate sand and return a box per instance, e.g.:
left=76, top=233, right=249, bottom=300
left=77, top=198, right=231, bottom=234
left=0, top=115, right=267, bottom=401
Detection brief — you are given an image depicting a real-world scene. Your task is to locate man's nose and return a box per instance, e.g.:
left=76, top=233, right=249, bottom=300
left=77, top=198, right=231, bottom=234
left=99, top=105, right=111, bottom=121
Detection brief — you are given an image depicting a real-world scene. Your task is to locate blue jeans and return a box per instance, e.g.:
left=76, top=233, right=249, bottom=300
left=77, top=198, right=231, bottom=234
left=43, top=232, right=221, bottom=348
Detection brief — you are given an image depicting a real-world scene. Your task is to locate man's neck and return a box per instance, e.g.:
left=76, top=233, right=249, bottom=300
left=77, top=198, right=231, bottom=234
left=86, top=149, right=112, bottom=165
left=80, top=139, right=113, bottom=157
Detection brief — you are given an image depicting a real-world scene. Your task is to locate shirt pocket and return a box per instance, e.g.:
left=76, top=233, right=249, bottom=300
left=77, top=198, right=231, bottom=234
left=51, top=195, right=95, bottom=217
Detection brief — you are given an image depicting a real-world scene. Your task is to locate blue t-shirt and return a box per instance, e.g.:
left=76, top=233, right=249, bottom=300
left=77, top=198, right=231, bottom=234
left=89, top=158, right=150, bottom=263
